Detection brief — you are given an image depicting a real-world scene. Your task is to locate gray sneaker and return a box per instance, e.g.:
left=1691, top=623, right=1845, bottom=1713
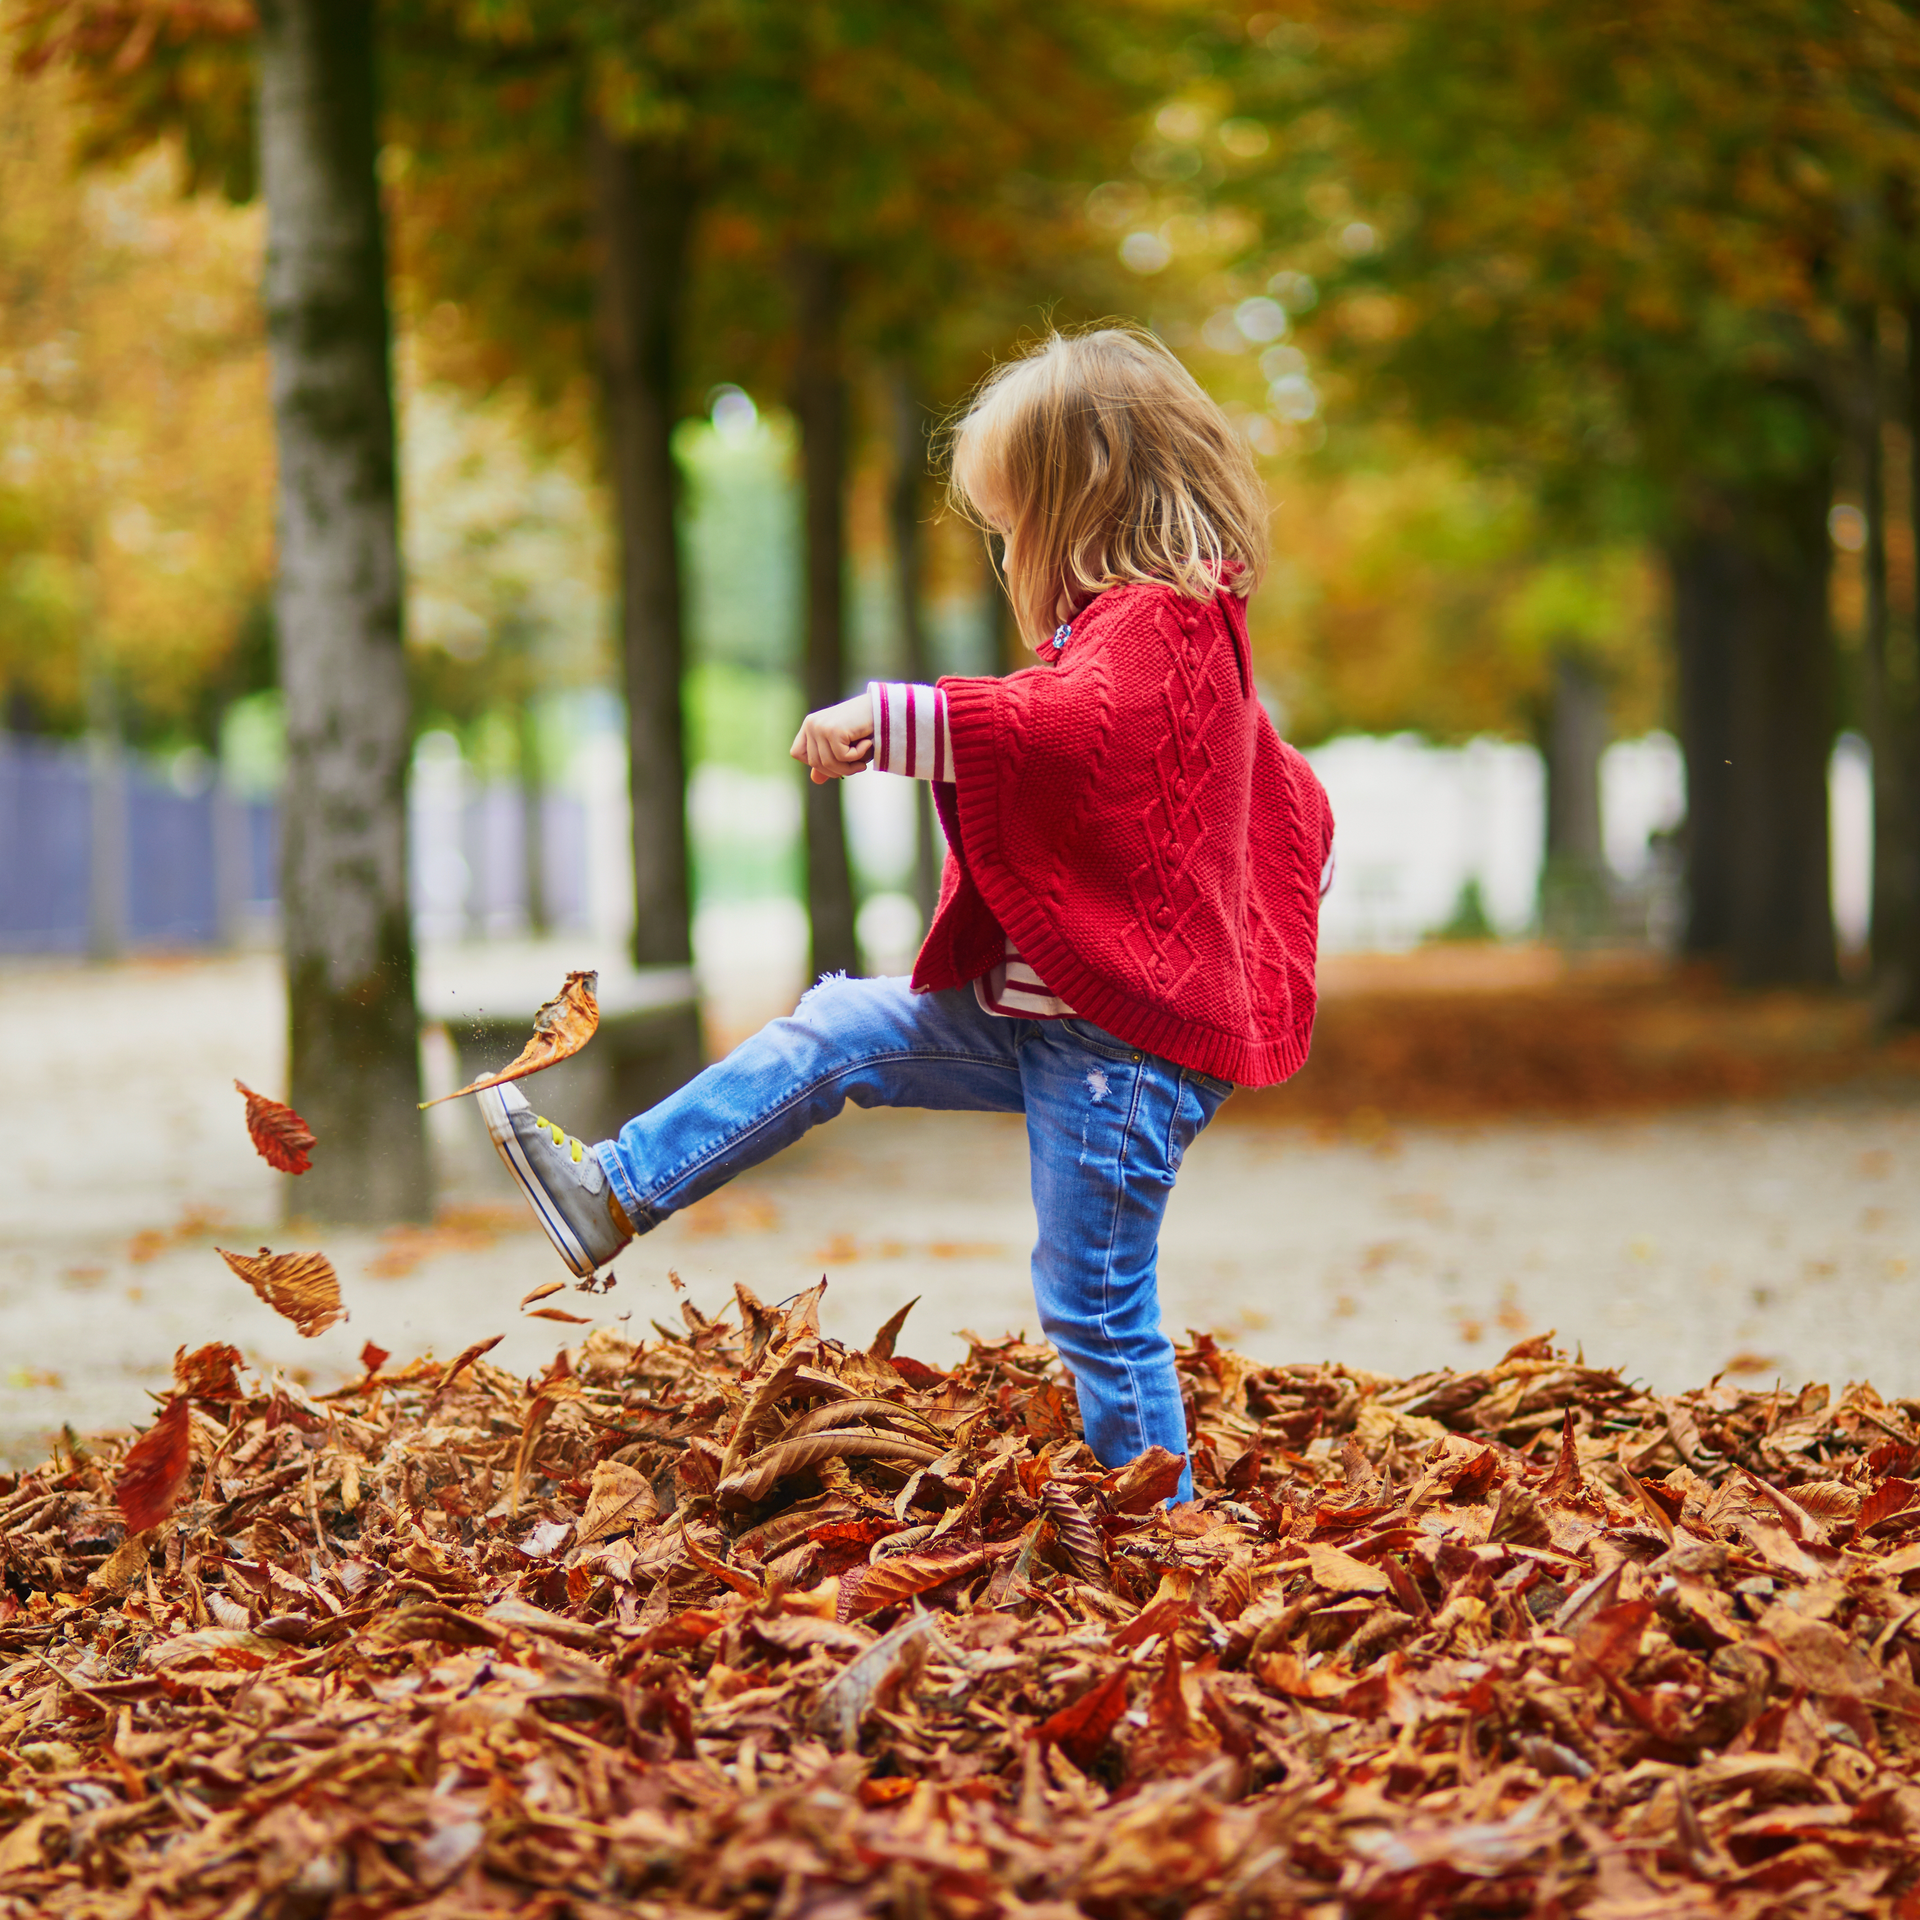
left=476, top=1083, right=632, bottom=1277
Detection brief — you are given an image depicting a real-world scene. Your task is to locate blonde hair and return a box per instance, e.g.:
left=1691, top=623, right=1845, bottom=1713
left=942, top=326, right=1269, bottom=650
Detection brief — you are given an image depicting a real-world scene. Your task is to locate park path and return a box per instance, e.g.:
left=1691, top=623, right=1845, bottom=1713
left=2, top=951, right=1917, bottom=1465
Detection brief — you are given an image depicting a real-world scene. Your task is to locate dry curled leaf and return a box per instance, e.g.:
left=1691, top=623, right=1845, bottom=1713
left=173, top=1341, right=243, bottom=1401
left=520, top=1281, right=565, bottom=1309
left=23, top=1294, right=1920, bottom=1919
left=216, top=1246, right=344, bottom=1337
left=812, top=1610, right=942, bottom=1749
left=527, top=1306, right=594, bottom=1324
left=576, top=1460, right=657, bottom=1546
left=1039, top=1480, right=1108, bottom=1586
left=430, top=1333, right=504, bottom=1404
left=422, top=969, right=599, bottom=1106
left=718, top=1428, right=944, bottom=1507
left=1099, top=1444, right=1188, bottom=1512
left=1039, top=1665, right=1131, bottom=1769
left=848, top=1545, right=992, bottom=1616
left=114, top=1395, right=193, bottom=1532
left=234, top=1079, right=316, bottom=1174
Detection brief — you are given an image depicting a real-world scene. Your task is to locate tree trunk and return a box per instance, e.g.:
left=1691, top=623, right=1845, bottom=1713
left=258, top=0, right=428, bottom=1223
left=1669, top=529, right=1739, bottom=957
left=889, top=364, right=939, bottom=931
left=590, top=124, right=696, bottom=979
left=1878, top=302, right=1920, bottom=1024
left=1724, top=474, right=1839, bottom=986
left=1537, top=648, right=1609, bottom=942
left=519, top=693, right=548, bottom=937
left=1854, top=315, right=1912, bottom=1016
left=790, top=247, right=860, bottom=980
left=1671, top=474, right=1838, bottom=987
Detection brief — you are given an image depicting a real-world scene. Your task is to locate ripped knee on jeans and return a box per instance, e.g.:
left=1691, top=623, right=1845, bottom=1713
left=797, top=969, right=851, bottom=1009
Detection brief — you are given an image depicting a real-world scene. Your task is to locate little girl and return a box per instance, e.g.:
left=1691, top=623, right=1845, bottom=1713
left=479, top=327, right=1332, bottom=1504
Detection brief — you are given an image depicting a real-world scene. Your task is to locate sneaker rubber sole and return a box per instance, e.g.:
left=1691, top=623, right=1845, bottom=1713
left=477, top=1084, right=597, bottom=1278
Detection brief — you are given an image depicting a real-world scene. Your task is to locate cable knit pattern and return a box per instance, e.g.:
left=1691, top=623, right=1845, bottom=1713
left=912, top=581, right=1332, bottom=1087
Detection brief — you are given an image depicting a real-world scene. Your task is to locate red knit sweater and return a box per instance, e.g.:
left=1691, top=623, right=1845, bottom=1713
left=911, top=581, right=1333, bottom=1087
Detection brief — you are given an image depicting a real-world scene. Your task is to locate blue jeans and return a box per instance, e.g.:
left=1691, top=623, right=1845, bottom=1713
left=596, top=975, right=1231, bottom=1504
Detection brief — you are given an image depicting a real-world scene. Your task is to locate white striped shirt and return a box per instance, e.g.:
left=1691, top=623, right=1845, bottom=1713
left=867, top=681, right=1076, bottom=1021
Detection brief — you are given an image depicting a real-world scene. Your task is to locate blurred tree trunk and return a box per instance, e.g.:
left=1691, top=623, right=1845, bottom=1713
left=259, top=0, right=428, bottom=1223
left=519, top=694, right=548, bottom=937
left=1724, top=472, right=1839, bottom=987
left=1537, top=649, right=1609, bottom=942
left=1853, top=312, right=1912, bottom=1018
left=889, top=364, right=939, bottom=931
left=591, top=124, right=696, bottom=986
left=1670, top=529, right=1739, bottom=957
left=1876, top=300, right=1920, bottom=1025
left=791, top=247, right=860, bottom=980
left=1672, top=471, right=1838, bottom=987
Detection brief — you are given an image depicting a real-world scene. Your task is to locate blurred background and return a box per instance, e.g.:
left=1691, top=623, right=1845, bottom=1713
left=4, top=1, right=1920, bottom=1459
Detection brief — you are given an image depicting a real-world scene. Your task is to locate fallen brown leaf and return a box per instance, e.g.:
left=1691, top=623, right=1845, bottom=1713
left=13, top=1299, right=1920, bottom=1920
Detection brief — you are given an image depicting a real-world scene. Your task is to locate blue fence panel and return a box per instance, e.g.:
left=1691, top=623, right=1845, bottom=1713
left=126, top=772, right=219, bottom=945
left=0, top=732, right=599, bottom=953
left=245, top=800, right=278, bottom=908
left=0, top=736, right=90, bottom=952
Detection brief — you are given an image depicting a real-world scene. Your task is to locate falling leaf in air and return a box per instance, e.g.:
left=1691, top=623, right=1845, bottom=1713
left=234, top=1080, right=317, bottom=1174
left=520, top=1281, right=566, bottom=1309
left=217, top=1246, right=345, bottom=1337
left=115, top=1396, right=193, bottom=1532
left=358, top=1341, right=390, bottom=1378
left=527, top=1306, right=594, bottom=1325
left=421, top=970, right=599, bottom=1106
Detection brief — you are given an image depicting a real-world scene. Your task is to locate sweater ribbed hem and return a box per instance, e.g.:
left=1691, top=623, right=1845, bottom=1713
left=937, top=685, right=1315, bottom=1089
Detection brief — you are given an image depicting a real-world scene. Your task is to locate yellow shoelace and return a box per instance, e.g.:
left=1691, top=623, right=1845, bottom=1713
left=533, top=1115, right=585, bottom=1164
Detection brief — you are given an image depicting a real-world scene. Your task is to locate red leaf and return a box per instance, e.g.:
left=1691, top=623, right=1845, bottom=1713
left=358, top=1341, right=390, bottom=1377
left=849, top=1546, right=992, bottom=1616
left=115, top=1397, right=193, bottom=1533
left=1858, top=1478, right=1917, bottom=1534
left=1099, top=1446, right=1187, bottom=1513
left=172, top=1342, right=242, bottom=1401
left=1039, top=1665, right=1130, bottom=1769
left=235, top=1080, right=316, bottom=1175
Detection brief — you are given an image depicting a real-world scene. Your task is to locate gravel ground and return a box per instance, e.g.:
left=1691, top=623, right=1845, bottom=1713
left=3, top=949, right=1917, bottom=1466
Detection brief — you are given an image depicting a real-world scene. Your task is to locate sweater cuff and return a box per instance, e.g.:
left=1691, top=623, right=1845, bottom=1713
left=867, top=682, right=950, bottom=780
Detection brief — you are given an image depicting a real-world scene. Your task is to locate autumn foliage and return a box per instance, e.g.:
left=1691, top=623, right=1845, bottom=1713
left=233, top=1080, right=316, bottom=1175
left=108, top=1394, right=191, bottom=1534
left=6, top=1284, right=1920, bottom=1914
left=213, top=1246, right=344, bottom=1338
left=424, top=969, right=600, bottom=1108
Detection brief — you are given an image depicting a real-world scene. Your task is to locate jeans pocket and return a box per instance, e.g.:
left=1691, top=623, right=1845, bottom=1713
left=1057, top=1017, right=1141, bottom=1064
left=1165, top=1071, right=1227, bottom=1171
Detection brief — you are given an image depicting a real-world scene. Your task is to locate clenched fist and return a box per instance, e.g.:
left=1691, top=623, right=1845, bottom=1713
left=790, top=693, right=874, bottom=783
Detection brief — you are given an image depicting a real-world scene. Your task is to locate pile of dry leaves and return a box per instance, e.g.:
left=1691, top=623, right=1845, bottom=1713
left=4, top=1288, right=1920, bottom=1919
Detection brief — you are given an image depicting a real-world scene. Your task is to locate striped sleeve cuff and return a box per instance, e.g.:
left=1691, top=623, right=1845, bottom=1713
left=867, top=682, right=951, bottom=781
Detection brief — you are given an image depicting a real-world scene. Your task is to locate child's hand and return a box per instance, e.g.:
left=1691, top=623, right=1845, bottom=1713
left=790, top=693, right=875, bottom=783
